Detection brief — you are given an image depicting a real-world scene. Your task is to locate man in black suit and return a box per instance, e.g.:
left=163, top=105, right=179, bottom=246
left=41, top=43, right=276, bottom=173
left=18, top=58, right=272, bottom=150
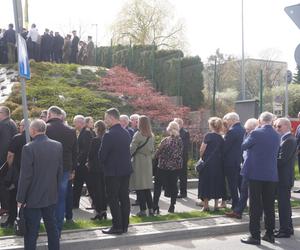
left=70, top=30, right=79, bottom=64
left=274, top=118, right=297, bottom=238
left=0, top=106, right=18, bottom=216
left=46, top=106, right=77, bottom=234
left=223, top=112, right=245, bottom=210
left=99, top=108, right=132, bottom=235
left=1, top=119, right=27, bottom=228
left=174, top=118, right=190, bottom=198
left=17, top=119, right=62, bottom=250
left=73, top=115, right=93, bottom=208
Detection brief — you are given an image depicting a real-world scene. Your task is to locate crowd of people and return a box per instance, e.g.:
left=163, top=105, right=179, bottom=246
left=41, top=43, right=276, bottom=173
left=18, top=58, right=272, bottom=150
left=0, top=104, right=299, bottom=249
left=0, top=23, right=95, bottom=65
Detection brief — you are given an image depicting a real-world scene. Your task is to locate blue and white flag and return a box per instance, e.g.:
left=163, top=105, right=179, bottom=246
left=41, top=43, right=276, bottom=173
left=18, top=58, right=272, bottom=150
left=17, top=34, right=30, bottom=79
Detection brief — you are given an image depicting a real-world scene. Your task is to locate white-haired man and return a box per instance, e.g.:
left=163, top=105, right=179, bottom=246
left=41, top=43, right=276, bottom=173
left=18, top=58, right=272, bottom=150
left=17, top=119, right=62, bottom=249
left=223, top=112, right=245, bottom=210
left=241, top=112, right=280, bottom=245
left=73, top=115, right=93, bottom=208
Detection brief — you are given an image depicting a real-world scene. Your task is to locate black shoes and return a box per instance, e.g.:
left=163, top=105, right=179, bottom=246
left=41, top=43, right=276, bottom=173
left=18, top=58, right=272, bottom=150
left=262, top=233, right=275, bottom=243
left=274, top=231, right=291, bottom=238
left=91, top=211, right=107, bottom=221
left=293, top=189, right=300, bottom=193
left=102, top=227, right=123, bottom=235
left=153, top=206, right=160, bottom=215
left=240, top=236, right=261, bottom=245
left=168, top=205, right=175, bottom=213
left=177, top=193, right=187, bottom=199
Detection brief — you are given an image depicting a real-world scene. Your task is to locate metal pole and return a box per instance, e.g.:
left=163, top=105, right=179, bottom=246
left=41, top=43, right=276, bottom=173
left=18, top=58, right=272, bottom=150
left=259, top=69, right=263, bottom=114
left=212, top=56, right=217, bottom=115
left=13, top=0, right=30, bottom=143
left=285, top=73, right=289, bottom=117
left=241, top=0, right=246, bottom=100
left=20, top=77, right=30, bottom=142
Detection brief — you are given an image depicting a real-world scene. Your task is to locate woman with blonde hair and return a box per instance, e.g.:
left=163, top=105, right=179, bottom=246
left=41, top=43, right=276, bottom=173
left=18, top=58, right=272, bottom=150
left=130, top=115, right=155, bottom=216
left=198, top=117, right=225, bottom=211
left=153, top=121, right=183, bottom=213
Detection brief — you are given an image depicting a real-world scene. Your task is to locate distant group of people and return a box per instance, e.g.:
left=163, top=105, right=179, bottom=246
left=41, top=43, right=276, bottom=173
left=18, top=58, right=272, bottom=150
left=0, top=104, right=299, bottom=248
left=0, top=23, right=95, bottom=65
left=196, top=111, right=300, bottom=246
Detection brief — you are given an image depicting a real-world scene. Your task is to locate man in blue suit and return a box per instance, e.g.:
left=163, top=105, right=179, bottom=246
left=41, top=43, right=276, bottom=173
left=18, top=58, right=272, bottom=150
left=223, top=112, right=245, bottom=210
left=241, top=112, right=280, bottom=245
left=274, top=118, right=297, bottom=238
left=99, top=108, right=132, bottom=235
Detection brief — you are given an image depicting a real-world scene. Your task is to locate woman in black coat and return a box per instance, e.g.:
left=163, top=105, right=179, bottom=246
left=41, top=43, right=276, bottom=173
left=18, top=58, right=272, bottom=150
left=88, top=120, right=107, bottom=220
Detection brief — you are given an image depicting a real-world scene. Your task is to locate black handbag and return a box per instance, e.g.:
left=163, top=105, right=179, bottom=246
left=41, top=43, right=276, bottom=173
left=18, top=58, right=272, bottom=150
left=195, top=159, right=206, bottom=173
left=14, top=207, right=26, bottom=236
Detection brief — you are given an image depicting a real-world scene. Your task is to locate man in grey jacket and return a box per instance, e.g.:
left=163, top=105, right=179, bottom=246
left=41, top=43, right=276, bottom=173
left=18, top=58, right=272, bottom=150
left=17, top=119, right=63, bottom=250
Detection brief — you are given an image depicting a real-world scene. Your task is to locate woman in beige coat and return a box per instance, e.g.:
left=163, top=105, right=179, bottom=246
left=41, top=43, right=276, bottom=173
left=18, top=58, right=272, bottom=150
left=130, top=115, right=155, bottom=216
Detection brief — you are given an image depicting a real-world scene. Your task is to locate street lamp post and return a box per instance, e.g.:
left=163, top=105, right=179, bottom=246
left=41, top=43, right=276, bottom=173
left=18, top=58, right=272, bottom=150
left=241, top=0, right=246, bottom=100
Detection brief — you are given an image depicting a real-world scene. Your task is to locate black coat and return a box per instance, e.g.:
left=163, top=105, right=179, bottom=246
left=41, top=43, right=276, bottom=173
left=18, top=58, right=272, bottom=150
left=223, top=123, right=245, bottom=171
left=0, top=118, right=18, bottom=165
left=77, top=128, right=93, bottom=168
left=16, top=134, right=63, bottom=208
left=53, top=35, right=64, bottom=52
left=71, top=36, right=79, bottom=52
left=277, top=133, right=297, bottom=188
left=99, top=124, right=132, bottom=177
left=88, top=137, right=102, bottom=173
left=46, top=118, right=77, bottom=172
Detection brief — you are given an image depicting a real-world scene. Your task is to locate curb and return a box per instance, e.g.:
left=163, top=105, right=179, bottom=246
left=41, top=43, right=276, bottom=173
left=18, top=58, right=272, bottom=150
left=2, top=213, right=300, bottom=250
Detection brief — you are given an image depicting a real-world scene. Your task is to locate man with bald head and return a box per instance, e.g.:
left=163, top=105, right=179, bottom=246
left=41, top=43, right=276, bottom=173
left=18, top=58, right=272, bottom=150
left=17, top=119, right=62, bottom=250
left=274, top=118, right=297, bottom=238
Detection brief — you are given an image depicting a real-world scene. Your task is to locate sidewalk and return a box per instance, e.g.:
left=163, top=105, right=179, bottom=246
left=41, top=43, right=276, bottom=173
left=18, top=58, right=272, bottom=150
left=1, top=181, right=300, bottom=249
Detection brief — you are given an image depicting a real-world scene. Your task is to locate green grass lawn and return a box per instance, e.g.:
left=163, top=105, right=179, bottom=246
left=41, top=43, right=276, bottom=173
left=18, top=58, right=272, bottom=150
left=0, top=208, right=228, bottom=237
left=295, top=163, right=300, bottom=180
left=2, top=200, right=300, bottom=237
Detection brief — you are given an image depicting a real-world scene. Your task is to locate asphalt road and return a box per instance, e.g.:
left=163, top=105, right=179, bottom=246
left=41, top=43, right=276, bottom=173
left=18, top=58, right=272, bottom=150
left=104, top=227, right=300, bottom=250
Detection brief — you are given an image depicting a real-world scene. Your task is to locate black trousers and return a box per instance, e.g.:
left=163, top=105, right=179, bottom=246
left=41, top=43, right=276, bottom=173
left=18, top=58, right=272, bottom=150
left=6, top=188, right=17, bottom=224
left=89, top=171, right=107, bottom=214
left=0, top=177, right=9, bottom=210
left=73, top=166, right=92, bottom=208
left=153, top=168, right=178, bottom=207
left=136, top=189, right=153, bottom=211
left=105, top=175, right=130, bottom=230
left=178, top=160, right=188, bottom=195
left=277, top=186, right=293, bottom=234
left=249, top=180, right=277, bottom=239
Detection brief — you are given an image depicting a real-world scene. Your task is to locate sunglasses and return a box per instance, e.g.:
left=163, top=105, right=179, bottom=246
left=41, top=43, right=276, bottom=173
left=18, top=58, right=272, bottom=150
left=275, top=125, right=282, bottom=128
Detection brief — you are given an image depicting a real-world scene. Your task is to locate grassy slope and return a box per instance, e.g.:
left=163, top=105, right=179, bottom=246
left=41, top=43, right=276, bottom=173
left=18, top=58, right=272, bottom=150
left=4, top=62, right=133, bottom=123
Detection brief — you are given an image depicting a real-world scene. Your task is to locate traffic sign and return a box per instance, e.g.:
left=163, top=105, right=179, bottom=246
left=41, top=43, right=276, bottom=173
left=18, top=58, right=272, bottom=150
left=285, top=4, right=300, bottom=29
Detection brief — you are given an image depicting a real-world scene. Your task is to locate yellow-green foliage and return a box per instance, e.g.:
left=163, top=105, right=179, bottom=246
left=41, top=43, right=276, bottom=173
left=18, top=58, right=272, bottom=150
left=5, top=62, right=133, bottom=122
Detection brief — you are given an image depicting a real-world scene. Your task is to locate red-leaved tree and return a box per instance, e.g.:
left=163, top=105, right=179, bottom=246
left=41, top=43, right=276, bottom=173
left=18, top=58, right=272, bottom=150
left=99, top=66, right=190, bottom=124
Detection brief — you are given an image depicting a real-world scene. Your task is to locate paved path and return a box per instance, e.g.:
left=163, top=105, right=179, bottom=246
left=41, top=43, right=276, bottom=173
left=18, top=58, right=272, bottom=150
left=112, top=227, right=300, bottom=250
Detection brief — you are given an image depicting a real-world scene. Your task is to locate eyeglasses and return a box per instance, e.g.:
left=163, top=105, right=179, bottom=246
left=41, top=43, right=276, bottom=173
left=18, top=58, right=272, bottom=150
left=275, top=125, right=282, bottom=129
